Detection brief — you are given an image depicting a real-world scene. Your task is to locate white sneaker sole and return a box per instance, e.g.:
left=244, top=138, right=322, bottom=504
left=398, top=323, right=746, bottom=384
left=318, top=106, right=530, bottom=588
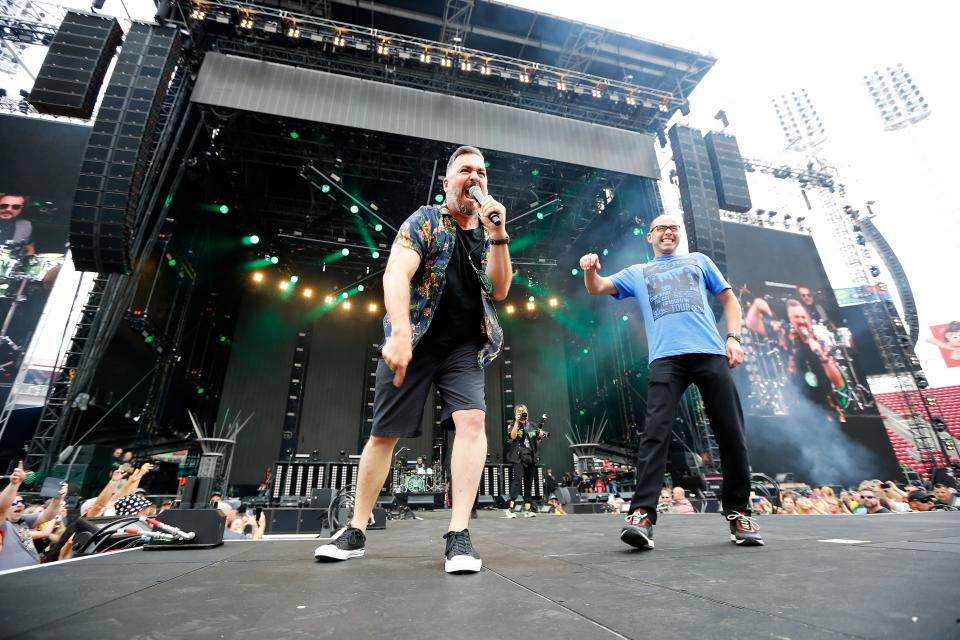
left=730, top=534, right=764, bottom=546
left=445, top=555, right=482, bottom=573
left=314, top=546, right=365, bottom=561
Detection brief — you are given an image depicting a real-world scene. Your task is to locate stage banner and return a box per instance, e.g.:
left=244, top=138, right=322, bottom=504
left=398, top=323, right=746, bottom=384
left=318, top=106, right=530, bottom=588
left=0, top=115, right=91, bottom=407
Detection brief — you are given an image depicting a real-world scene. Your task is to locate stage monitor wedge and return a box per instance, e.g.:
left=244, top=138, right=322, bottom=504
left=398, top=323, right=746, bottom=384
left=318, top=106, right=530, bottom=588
left=29, top=11, right=123, bottom=120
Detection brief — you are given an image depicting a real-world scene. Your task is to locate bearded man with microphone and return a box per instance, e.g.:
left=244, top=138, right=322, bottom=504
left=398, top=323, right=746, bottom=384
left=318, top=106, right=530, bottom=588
left=315, top=146, right=511, bottom=574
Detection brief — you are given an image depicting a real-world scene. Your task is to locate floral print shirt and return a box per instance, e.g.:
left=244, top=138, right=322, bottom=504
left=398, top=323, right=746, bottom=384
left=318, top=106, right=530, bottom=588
left=383, top=205, right=504, bottom=368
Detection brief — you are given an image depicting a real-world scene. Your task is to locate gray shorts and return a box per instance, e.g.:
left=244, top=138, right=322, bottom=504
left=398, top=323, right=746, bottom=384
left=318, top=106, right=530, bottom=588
left=370, top=342, right=486, bottom=438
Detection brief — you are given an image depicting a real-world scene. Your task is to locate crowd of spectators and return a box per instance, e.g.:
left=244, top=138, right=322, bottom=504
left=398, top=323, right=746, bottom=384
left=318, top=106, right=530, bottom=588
left=1, top=452, right=267, bottom=573
left=753, top=479, right=958, bottom=515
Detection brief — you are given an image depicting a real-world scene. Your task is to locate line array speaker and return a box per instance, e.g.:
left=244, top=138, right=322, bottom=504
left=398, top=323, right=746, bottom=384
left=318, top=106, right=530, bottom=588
left=70, top=22, right=180, bottom=273
left=29, top=11, right=122, bottom=119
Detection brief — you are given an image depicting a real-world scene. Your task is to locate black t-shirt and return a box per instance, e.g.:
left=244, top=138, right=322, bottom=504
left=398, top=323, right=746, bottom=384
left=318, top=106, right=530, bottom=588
left=417, top=225, right=485, bottom=354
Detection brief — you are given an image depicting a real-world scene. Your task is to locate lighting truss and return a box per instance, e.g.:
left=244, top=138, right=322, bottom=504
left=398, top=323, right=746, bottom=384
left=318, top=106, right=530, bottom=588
left=180, top=0, right=680, bottom=133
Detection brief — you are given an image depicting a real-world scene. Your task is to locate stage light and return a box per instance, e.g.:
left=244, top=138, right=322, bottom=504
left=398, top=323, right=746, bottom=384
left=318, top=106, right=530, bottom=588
left=321, top=184, right=331, bottom=193
left=460, top=60, right=472, bottom=72
left=219, top=335, right=227, bottom=343
left=324, top=295, right=333, bottom=304
left=374, top=223, right=383, bottom=232
left=343, top=301, right=352, bottom=310
left=242, top=235, right=260, bottom=245
left=420, top=50, right=430, bottom=63
left=333, top=34, right=346, bottom=47
left=548, top=298, right=558, bottom=307
left=341, top=292, right=349, bottom=299
left=531, top=168, right=540, bottom=176
left=290, top=275, right=299, bottom=283
left=555, top=81, right=567, bottom=91
left=368, top=303, right=378, bottom=312
left=197, top=387, right=205, bottom=395
left=579, top=409, right=586, bottom=416
left=519, top=72, right=530, bottom=83
left=571, top=268, right=579, bottom=276
left=592, top=87, right=602, bottom=98
left=527, top=296, right=535, bottom=302
left=536, top=212, right=544, bottom=220
left=582, top=348, right=589, bottom=355
left=625, top=95, right=637, bottom=106
left=633, top=227, right=642, bottom=236
left=484, top=161, right=490, bottom=168
left=279, top=281, right=289, bottom=291
left=217, top=204, right=229, bottom=214
left=239, top=16, right=254, bottom=29
left=252, top=272, right=264, bottom=283
left=434, top=194, right=444, bottom=203
left=441, top=56, right=452, bottom=68
left=602, top=249, right=609, bottom=256
left=289, top=131, right=299, bottom=139
left=167, top=258, right=177, bottom=267
left=506, top=304, right=515, bottom=314
left=372, top=251, right=380, bottom=259
left=480, top=64, right=491, bottom=76
left=341, top=248, right=350, bottom=256
left=270, top=256, right=279, bottom=264
left=349, top=205, right=359, bottom=214
left=190, top=9, right=205, bottom=19
left=622, top=315, right=629, bottom=322
left=357, top=284, right=364, bottom=292
left=526, top=302, right=535, bottom=310
left=303, top=288, right=313, bottom=298
left=377, top=42, right=389, bottom=55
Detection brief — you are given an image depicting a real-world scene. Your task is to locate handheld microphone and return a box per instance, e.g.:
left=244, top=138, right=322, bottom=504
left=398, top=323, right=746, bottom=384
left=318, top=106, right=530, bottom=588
left=143, top=517, right=195, bottom=540
left=468, top=185, right=502, bottom=226
left=0, top=471, right=36, bottom=485
left=125, top=528, right=177, bottom=542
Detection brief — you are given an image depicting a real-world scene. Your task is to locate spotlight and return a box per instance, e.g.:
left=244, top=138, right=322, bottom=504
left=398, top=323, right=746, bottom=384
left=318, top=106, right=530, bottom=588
left=341, top=248, right=350, bottom=256
left=519, top=72, right=530, bottom=83
left=252, top=272, right=264, bottom=283
left=239, top=16, right=254, bottom=29
left=287, top=26, right=300, bottom=38
left=270, top=256, right=279, bottom=264
left=349, top=205, right=359, bottom=214
left=303, top=288, right=313, bottom=298
left=548, top=298, right=558, bottom=307
left=528, top=296, right=535, bottom=302
left=526, top=302, right=535, bottom=310
left=591, top=87, right=602, bottom=98
left=324, top=295, right=334, bottom=304
left=341, top=292, right=349, bottom=299
left=218, top=204, right=230, bottom=214
left=279, top=281, right=289, bottom=291
left=374, top=223, right=383, bottom=232
left=571, top=268, right=579, bottom=276
left=290, top=275, right=299, bottom=283
left=333, top=34, right=346, bottom=47
left=368, top=303, right=378, bottom=312
left=506, top=304, right=515, bottom=314
left=358, top=285, right=365, bottom=292
left=372, top=251, right=380, bottom=259
left=342, top=301, right=352, bottom=310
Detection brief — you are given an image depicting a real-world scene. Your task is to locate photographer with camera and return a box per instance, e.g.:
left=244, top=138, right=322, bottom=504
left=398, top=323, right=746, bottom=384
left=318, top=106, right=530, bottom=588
left=505, top=404, right=547, bottom=518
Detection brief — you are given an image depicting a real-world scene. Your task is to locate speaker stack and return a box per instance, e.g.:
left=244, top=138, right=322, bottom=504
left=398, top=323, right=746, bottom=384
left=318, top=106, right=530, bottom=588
left=70, top=22, right=180, bottom=274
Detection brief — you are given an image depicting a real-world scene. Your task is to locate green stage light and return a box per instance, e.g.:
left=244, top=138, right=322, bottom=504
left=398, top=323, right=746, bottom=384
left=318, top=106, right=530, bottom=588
left=571, top=268, right=579, bottom=276
left=581, top=347, right=589, bottom=355
left=372, top=251, right=380, bottom=259
left=358, top=284, right=365, bottom=292
left=633, top=227, right=642, bottom=236
left=536, top=212, right=544, bottom=220
left=219, top=335, right=228, bottom=343
left=341, top=292, right=349, bottom=299
left=289, top=131, right=299, bottom=139
left=167, top=258, right=177, bottom=267
left=290, top=275, right=299, bottom=283
left=434, top=194, right=444, bottom=203
left=349, top=205, right=359, bottom=214
left=531, top=168, right=540, bottom=176
left=528, top=296, right=535, bottom=302
left=270, top=256, right=279, bottom=264
left=374, top=223, right=383, bottom=232
left=602, top=248, right=609, bottom=256
left=579, top=409, right=586, bottom=416
left=218, top=204, right=230, bottom=214
left=622, top=315, right=629, bottom=322
left=197, top=387, right=205, bottom=395
left=484, top=161, right=490, bottom=168
left=321, top=184, right=331, bottom=194
left=250, top=235, right=260, bottom=245
left=341, top=248, right=350, bottom=256
left=144, top=336, right=154, bottom=344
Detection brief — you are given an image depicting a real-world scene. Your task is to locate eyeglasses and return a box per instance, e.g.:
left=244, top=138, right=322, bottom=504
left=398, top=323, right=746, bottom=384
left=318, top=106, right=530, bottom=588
left=860, top=495, right=877, bottom=500
left=11, top=498, right=25, bottom=506
left=0, top=204, right=23, bottom=210
left=651, top=224, right=680, bottom=234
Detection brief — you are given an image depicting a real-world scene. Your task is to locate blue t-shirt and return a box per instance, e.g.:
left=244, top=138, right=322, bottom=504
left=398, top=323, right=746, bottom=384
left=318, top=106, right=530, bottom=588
left=609, top=253, right=730, bottom=363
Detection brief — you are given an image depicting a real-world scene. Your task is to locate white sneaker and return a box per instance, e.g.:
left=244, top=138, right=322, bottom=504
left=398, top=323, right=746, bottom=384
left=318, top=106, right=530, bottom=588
left=504, top=509, right=517, bottom=519
left=314, top=526, right=366, bottom=561
left=443, top=529, right=482, bottom=574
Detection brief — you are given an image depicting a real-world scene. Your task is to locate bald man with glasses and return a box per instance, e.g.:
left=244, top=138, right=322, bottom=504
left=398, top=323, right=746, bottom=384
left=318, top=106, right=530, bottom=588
left=580, top=214, right=763, bottom=549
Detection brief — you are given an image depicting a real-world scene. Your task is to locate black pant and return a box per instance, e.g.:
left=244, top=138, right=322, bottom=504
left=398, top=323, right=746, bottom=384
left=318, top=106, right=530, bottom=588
left=629, top=354, right=751, bottom=523
left=510, top=460, right=535, bottom=505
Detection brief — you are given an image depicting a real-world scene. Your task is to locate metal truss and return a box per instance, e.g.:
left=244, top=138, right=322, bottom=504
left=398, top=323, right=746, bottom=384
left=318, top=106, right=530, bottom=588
left=440, top=0, right=474, bottom=46
left=0, top=15, right=56, bottom=46
left=556, top=23, right=606, bottom=75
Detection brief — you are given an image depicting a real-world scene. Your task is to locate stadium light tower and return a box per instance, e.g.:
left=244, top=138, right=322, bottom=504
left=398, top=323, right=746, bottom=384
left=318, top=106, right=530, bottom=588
left=863, top=63, right=930, bottom=131
left=772, top=88, right=826, bottom=152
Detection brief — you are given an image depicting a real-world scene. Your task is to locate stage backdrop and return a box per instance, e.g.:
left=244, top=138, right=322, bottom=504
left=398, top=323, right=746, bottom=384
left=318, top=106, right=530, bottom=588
left=722, top=221, right=900, bottom=485
left=222, top=287, right=572, bottom=488
left=0, top=115, right=90, bottom=409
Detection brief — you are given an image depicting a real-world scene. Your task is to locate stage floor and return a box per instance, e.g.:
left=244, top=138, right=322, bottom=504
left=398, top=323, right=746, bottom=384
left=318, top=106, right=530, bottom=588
left=1, top=510, right=958, bottom=639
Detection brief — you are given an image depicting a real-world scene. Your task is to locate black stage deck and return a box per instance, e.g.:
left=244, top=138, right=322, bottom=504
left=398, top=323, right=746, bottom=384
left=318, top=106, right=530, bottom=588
left=2, top=511, right=958, bottom=639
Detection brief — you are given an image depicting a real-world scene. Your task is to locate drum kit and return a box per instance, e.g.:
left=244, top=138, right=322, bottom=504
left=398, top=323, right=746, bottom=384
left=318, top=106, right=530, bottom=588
left=0, top=242, right=65, bottom=380
left=394, top=465, right=439, bottom=493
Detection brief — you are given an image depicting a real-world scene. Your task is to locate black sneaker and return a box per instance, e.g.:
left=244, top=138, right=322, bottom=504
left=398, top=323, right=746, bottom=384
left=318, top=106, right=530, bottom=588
left=621, top=510, right=654, bottom=550
left=726, top=511, right=764, bottom=546
left=443, top=529, right=482, bottom=573
left=314, top=526, right=366, bottom=561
